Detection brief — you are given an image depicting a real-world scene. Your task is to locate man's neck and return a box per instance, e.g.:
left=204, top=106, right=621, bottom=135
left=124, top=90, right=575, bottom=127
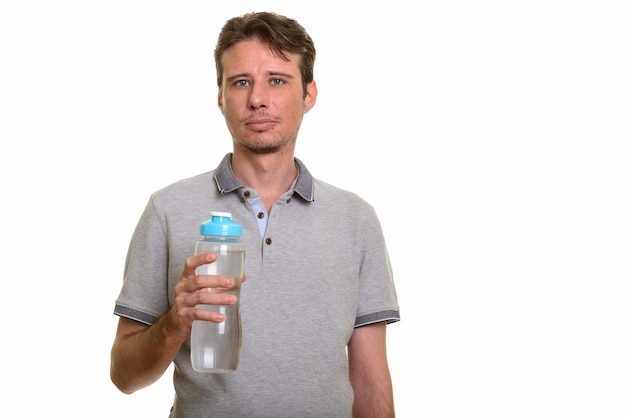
left=231, top=150, right=298, bottom=212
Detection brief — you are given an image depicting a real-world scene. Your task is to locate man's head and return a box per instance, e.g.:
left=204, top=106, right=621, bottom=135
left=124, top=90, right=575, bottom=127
left=214, top=12, right=316, bottom=97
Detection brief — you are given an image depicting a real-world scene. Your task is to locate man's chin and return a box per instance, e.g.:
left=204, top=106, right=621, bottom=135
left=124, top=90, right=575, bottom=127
left=243, top=144, right=282, bottom=155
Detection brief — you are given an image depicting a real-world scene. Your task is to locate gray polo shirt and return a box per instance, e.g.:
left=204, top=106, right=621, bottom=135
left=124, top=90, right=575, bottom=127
left=114, top=153, right=400, bottom=417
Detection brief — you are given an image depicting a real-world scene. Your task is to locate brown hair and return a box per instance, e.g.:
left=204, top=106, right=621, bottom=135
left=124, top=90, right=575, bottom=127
left=214, top=12, right=316, bottom=96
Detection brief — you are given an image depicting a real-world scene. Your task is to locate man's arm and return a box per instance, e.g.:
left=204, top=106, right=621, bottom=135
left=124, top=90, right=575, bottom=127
left=348, top=322, right=395, bottom=418
left=110, top=252, right=239, bottom=394
left=110, top=314, right=185, bottom=394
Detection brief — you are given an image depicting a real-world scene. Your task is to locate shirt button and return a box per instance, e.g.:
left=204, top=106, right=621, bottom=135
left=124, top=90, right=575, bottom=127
left=265, top=238, right=272, bottom=245
left=257, top=212, right=265, bottom=219
left=243, top=191, right=251, bottom=198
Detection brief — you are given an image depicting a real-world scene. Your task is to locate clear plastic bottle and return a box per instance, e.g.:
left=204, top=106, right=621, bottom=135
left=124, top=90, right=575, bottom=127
left=190, top=211, right=245, bottom=373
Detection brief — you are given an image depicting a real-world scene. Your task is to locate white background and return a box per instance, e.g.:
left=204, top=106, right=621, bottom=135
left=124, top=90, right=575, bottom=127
left=1, top=1, right=625, bottom=417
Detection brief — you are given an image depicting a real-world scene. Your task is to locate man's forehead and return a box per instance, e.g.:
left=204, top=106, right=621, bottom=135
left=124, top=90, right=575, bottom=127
left=224, top=39, right=298, bottom=59
left=222, top=41, right=301, bottom=73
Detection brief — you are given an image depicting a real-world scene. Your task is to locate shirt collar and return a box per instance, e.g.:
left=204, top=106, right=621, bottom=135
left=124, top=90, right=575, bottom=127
left=214, top=153, right=315, bottom=202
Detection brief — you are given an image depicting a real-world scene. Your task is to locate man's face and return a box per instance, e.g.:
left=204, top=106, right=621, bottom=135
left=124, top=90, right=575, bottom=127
left=218, top=38, right=316, bottom=155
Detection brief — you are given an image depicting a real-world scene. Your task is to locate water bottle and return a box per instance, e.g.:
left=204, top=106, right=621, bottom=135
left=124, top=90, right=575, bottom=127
left=190, top=211, right=245, bottom=373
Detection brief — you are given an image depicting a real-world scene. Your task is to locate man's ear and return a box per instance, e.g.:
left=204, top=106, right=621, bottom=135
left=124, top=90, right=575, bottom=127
left=304, top=80, right=317, bottom=114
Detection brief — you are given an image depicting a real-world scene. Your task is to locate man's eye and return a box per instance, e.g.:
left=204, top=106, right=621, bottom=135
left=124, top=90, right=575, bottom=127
left=270, top=79, right=284, bottom=86
left=236, top=80, right=249, bottom=87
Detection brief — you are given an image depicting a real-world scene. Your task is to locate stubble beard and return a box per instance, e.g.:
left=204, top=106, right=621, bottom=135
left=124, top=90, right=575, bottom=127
left=238, top=132, right=298, bottom=155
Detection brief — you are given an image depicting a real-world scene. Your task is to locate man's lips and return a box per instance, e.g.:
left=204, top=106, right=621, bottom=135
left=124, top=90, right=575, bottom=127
left=245, top=118, right=277, bottom=131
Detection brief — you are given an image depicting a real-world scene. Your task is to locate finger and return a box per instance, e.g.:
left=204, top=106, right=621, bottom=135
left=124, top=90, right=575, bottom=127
left=182, top=252, right=217, bottom=279
left=195, top=308, right=227, bottom=323
left=193, top=291, right=238, bottom=307
left=197, top=274, right=235, bottom=289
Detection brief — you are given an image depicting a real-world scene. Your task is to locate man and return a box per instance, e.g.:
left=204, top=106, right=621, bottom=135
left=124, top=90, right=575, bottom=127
left=110, top=11, right=400, bottom=417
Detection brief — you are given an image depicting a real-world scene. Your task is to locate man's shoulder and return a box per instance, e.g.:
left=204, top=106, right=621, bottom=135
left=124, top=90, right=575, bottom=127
left=153, top=171, right=215, bottom=197
left=314, top=178, right=370, bottom=205
left=312, top=178, right=377, bottom=220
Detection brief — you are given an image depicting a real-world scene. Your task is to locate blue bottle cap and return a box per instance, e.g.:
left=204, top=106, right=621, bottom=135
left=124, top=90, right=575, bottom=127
left=200, top=211, right=243, bottom=236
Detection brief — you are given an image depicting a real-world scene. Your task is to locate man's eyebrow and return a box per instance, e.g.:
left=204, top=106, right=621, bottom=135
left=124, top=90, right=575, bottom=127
left=225, top=73, right=250, bottom=83
left=268, top=71, right=295, bottom=79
